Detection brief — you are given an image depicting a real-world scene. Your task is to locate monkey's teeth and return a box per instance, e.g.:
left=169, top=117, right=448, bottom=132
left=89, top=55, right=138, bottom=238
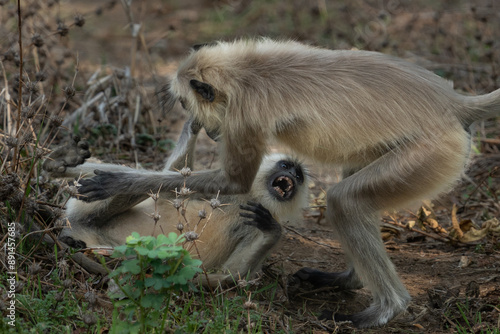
left=273, top=176, right=294, bottom=198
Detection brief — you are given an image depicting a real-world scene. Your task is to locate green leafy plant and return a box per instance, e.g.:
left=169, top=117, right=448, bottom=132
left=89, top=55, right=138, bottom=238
left=108, top=232, right=202, bottom=334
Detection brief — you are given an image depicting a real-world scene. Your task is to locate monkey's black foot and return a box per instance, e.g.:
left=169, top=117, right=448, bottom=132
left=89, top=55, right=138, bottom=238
left=292, top=267, right=363, bottom=290
left=43, top=136, right=90, bottom=175
left=240, top=201, right=281, bottom=232
left=77, top=170, right=123, bottom=202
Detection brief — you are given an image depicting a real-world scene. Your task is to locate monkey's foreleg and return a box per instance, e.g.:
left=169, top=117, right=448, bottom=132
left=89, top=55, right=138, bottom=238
left=163, top=117, right=202, bottom=172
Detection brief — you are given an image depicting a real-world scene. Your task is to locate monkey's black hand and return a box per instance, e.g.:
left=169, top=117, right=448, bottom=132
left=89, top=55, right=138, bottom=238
left=77, top=170, right=125, bottom=202
left=43, top=136, right=90, bottom=175
left=239, top=201, right=281, bottom=232
left=293, top=267, right=339, bottom=287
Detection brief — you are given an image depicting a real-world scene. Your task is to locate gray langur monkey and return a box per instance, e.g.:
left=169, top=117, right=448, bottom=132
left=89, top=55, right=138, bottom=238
left=43, top=119, right=309, bottom=286
left=76, top=39, right=500, bottom=328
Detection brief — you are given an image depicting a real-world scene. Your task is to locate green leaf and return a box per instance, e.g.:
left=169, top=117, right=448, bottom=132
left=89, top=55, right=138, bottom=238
left=135, top=246, right=150, bottom=256
left=147, top=249, right=160, bottom=258
left=112, top=245, right=128, bottom=257
left=144, top=276, right=163, bottom=290
left=140, top=293, right=164, bottom=309
left=123, top=259, right=141, bottom=274
left=151, top=263, right=171, bottom=274
left=167, top=232, right=182, bottom=244
left=156, top=234, right=170, bottom=245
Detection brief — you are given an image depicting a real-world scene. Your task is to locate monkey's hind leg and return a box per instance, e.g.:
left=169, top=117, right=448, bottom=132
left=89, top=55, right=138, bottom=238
left=320, top=132, right=470, bottom=328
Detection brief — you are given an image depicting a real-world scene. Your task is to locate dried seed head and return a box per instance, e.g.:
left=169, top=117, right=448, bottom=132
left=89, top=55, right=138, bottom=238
left=22, top=106, right=36, bottom=119
left=31, top=33, right=44, bottom=47
left=74, top=14, right=85, bottom=27
left=243, top=301, right=257, bottom=310
left=63, top=85, right=76, bottom=99
left=210, top=198, right=221, bottom=209
left=2, top=49, right=17, bottom=62
left=28, top=263, right=42, bottom=275
left=172, top=198, right=182, bottom=209
left=52, top=208, right=65, bottom=219
left=15, top=281, right=25, bottom=293
left=82, top=312, right=97, bottom=326
left=114, top=69, right=125, bottom=80
left=62, top=279, right=72, bottom=289
left=35, top=148, right=45, bottom=160
left=22, top=132, right=34, bottom=145
left=57, top=22, right=69, bottom=36
left=198, top=209, right=207, bottom=219
left=54, top=218, right=67, bottom=229
left=148, top=192, right=159, bottom=201
left=23, top=198, right=38, bottom=216
left=84, top=291, right=97, bottom=305
left=6, top=136, right=18, bottom=148
left=64, top=184, right=78, bottom=197
left=180, top=167, right=191, bottom=177
left=152, top=213, right=161, bottom=222
left=58, top=259, right=69, bottom=271
left=54, top=292, right=64, bottom=302
left=184, top=231, right=198, bottom=242
left=26, top=82, right=39, bottom=96
left=36, top=71, right=47, bottom=82
left=238, top=279, right=248, bottom=289
left=176, top=222, right=184, bottom=232
left=50, top=116, right=64, bottom=128
left=178, top=187, right=192, bottom=196
left=0, top=173, right=20, bottom=202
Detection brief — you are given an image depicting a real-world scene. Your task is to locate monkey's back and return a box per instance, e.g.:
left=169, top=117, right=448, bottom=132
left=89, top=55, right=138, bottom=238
left=173, top=39, right=479, bottom=164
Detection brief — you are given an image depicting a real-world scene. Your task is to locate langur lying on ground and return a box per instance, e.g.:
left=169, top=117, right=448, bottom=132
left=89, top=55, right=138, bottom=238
left=43, top=119, right=309, bottom=286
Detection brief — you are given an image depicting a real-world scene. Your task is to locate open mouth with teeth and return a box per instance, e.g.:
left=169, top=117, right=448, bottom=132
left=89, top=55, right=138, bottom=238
left=271, top=175, right=295, bottom=200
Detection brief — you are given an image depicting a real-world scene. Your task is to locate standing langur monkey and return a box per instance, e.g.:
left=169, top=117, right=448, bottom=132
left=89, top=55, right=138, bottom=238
left=77, top=39, right=500, bottom=328
left=43, top=119, right=309, bottom=286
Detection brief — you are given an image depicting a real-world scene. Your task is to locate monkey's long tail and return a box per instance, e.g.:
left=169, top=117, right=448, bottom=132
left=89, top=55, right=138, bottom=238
left=461, top=88, right=500, bottom=127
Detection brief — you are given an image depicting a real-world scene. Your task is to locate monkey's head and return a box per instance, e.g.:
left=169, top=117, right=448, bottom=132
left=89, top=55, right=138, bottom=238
left=167, top=43, right=225, bottom=138
left=251, top=154, right=309, bottom=224
left=168, top=41, right=268, bottom=141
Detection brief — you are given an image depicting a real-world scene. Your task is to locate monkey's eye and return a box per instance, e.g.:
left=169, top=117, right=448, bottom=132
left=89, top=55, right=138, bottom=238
left=279, top=161, right=291, bottom=170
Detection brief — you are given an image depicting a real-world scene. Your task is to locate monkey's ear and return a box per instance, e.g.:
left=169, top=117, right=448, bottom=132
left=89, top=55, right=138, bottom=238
left=190, top=79, right=215, bottom=102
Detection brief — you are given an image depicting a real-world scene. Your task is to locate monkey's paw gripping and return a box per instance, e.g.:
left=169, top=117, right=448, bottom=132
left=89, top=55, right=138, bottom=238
left=43, top=136, right=90, bottom=175
left=239, top=201, right=280, bottom=232
left=77, top=170, right=124, bottom=202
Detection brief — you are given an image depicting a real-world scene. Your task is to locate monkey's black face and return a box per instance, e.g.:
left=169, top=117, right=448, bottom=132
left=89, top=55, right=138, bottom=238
left=268, top=160, right=304, bottom=202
